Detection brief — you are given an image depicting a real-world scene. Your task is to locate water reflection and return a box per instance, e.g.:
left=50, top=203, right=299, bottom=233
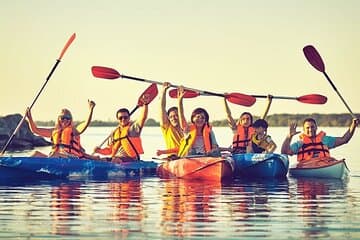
left=160, top=179, right=222, bottom=238
left=50, top=183, right=81, bottom=235
left=108, top=179, right=144, bottom=238
left=294, top=177, right=348, bottom=239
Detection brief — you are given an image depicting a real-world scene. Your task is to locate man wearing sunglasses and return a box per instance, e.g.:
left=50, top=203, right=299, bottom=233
left=26, top=100, right=96, bottom=158
left=93, top=95, right=150, bottom=162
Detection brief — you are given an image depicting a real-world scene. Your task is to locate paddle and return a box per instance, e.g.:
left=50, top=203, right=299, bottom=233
left=169, top=89, right=327, bottom=105
left=91, top=66, right=256, bottom=107
left=0, top=33, right=76, bottom=156
left=303, top=45, right=355, bottom=117
left=92, top=83, right=158, bottom=153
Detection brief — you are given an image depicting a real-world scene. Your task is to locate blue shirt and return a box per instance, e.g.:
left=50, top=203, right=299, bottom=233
left=290, top=135, right=336, bottom=154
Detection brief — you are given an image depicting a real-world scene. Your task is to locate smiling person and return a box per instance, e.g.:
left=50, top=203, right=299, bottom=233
left=26, top=100, right=96, bottom=158
left=156, top=82, right=185, bottom=158
left=281, top=117, right=359, bottom=162
left=176, top=86, right=220, bottom=157
left=93, top=95, right=150, bottom=163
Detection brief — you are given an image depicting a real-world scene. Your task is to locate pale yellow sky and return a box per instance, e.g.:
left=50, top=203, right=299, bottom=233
left=1, top=0, right=359, bottom=121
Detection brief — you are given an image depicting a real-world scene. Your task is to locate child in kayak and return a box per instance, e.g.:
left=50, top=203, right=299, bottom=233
left=247, top=119, right=277, bottom=154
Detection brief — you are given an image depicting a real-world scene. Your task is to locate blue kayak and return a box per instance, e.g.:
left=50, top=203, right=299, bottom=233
left=232, top=153, right=289, bottom=179
left=0, top=156, right=158, bottom=181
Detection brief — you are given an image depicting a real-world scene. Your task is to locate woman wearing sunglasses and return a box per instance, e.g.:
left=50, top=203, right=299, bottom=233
left=176, top=86, right=220, bottom=157
left=26, top=100, right=96, bottom=158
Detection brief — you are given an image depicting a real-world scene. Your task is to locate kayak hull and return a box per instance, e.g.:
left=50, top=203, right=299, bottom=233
left=0, top=156, right=158, bottom=181
left=232, top=153, right=289, bottom=179
left=289, top=157, right=349, bottom=179
left=157, top=156, right=234, bottom=181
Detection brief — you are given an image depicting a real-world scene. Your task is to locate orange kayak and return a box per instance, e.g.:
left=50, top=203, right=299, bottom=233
left=157, top=156, right=234, bottom=181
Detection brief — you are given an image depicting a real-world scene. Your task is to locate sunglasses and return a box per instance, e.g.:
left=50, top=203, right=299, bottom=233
left=118, top=115, right=129, bottom=121
left=59, top=115, right=72, bottom=121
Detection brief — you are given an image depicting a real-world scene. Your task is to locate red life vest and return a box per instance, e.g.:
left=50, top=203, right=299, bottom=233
left=51, top=126, right=84, bottom=157
left=297, top=131, right=330, bottom=161
left=232, top=125, right=255, bottom=153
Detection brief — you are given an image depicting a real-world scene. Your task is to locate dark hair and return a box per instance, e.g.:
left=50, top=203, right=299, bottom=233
left=252, top=119, right=268, bottom=129
left=303, top=117, right=317, bottom=126
left=116, top=108, right=130, bottom=118
left=167, top=106, right=178, bottom=116
left=240, top=112, right=253, bottom=124
left=190, top=107, right=209, bottom=123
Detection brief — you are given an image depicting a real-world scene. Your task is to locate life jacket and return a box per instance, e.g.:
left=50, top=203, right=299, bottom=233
left=297, top=131, right=330, bottom=161
left=232, top=125, right=255, bottom=153
left=250, top=133, right=271, bottom=153
left=51, top=126, right=84, bottom=157
left=112, top=124, right=144, bottom=160
left=177, top=124, right=213, bottom=157
left=162, top=124, right=183, bottom=150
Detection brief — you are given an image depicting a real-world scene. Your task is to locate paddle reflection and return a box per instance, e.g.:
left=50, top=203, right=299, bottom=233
left=50, top=182, right=81, bottom=235
left=160, top=179, right=222, bottom=238
left=295, top=177, right=348, bottom=239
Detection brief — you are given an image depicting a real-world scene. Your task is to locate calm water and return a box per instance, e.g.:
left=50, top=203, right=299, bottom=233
left=1, top=127, right=359, bottom=239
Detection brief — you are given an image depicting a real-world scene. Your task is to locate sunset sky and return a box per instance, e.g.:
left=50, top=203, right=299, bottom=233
left=1, top=0, right=359, bottom=122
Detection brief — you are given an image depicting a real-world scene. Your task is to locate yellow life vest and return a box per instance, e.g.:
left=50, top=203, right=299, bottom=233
left=250, top=133, right=272, bottom=153
left=161, top=124, right=183, bottom=150
left=232, top=125, right=255, bottom=153
left=177, top=124, right=213, bottom=157
left=112, top=124, right=144, bottom=160
left=297, top=131, right=330, bottom=161
left=51, top=126, right=84, bottom=157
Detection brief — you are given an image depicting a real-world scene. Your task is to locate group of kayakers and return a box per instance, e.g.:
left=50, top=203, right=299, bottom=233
left=24, top=83, right=359, bottom=163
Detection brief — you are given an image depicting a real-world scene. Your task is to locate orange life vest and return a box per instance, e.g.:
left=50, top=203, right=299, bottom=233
left=232, top=125, right=255, bottom=153
left=177, top=124, right=213, bottom=157
left=297, top=131, right=330, bottom=161
left=112, top=124, right=144, bottom=160
left=51, top=126, right=84, bottom=157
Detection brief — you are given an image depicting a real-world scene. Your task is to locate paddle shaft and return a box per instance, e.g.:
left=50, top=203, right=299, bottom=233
left=0, top=34, right=76, bottom=155
left=251, top=95, right=297, bottom=100
left=122, top=74, right=225, bottom=97
left=323, top=72, right=355, bottom=118
left=0, top=61, right=62, bottom=155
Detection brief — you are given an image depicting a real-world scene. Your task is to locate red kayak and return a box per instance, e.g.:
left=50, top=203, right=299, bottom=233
left=157, top=156, right=234, bottom=181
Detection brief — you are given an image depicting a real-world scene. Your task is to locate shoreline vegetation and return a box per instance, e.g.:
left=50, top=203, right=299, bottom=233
left=34, top=113, right=359, bottom=127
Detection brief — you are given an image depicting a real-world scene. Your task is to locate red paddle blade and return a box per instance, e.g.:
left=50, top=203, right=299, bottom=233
left=168, top=89, right=200, bottom=98
left=58, top=33, right=76, bottom=60
left=303, top=45, right=325, bottom=72
left=91, top=66, right=121, bottom=79
left=226, top=93, right=256, bottom=107
left=137, top=83, right=158, bottom=106
left=297, top=94, right=327, bottom=104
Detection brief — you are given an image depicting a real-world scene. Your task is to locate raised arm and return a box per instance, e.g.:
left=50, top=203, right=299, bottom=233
left=76, top=100, right=96, bottom=134
left=281, top=121, right=300, bottom=155
left=261, top=95, right=273, bottom=119
left=160, top=82, right=171, bottom=128
left=333, top=118, right=359, bottom=148
left=177, top=86, right=188, bottom=131
left=224, top=97, right=236, bottom=130
left=25, top=108, right=53, bottom=138
left=136, top=94, right=150, bottom=128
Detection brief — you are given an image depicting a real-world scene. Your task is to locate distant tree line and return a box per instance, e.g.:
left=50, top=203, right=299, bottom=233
left=35, top=113, right=359, bottom=127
